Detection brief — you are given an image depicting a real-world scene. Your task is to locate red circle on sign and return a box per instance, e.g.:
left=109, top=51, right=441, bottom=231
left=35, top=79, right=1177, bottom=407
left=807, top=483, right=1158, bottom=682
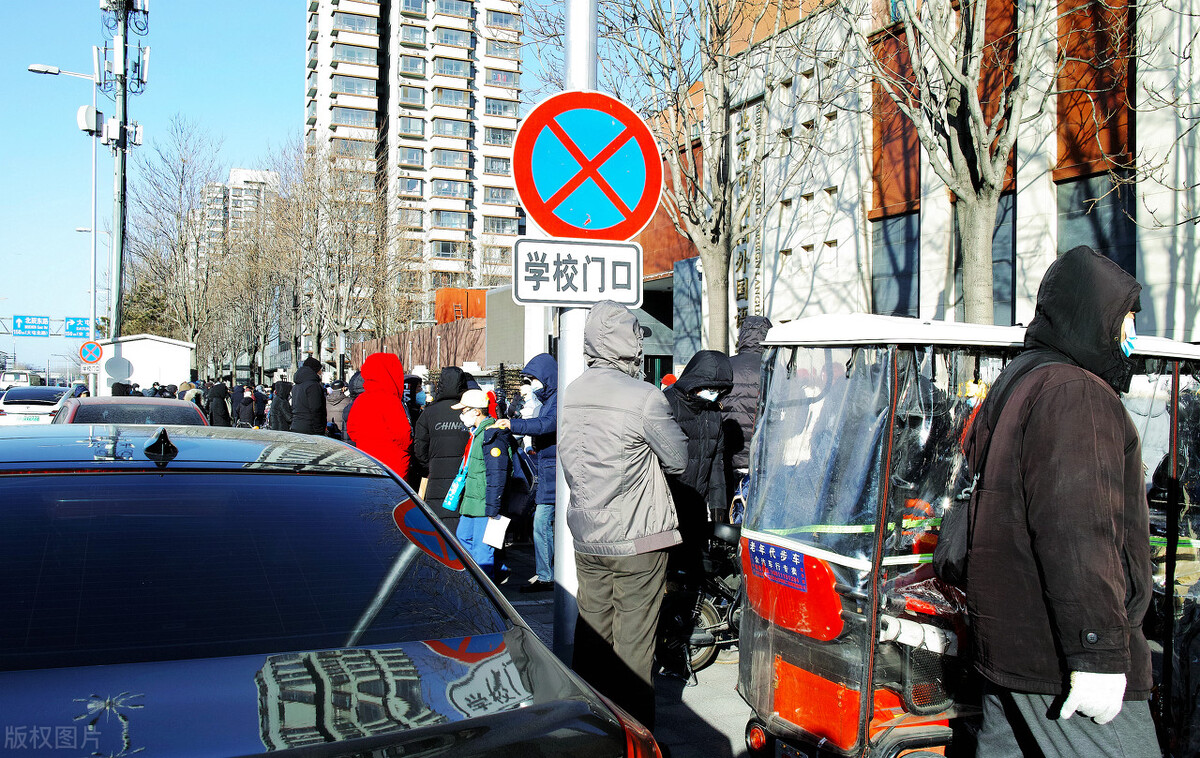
left=394, top=499, right=465, bottom=571
left=79, top=341, right=102, bottom=364
left=514, top=91, right=663, bottom=242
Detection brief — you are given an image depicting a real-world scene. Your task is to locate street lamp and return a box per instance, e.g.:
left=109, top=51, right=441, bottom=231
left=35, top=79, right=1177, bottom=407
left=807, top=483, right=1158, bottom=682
left=29, top=59, right=101, bottom=393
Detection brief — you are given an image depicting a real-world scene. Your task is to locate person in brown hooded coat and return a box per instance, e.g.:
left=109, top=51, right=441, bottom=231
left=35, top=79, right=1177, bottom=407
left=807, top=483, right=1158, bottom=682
left=965, top=246, right=1157, bottom=756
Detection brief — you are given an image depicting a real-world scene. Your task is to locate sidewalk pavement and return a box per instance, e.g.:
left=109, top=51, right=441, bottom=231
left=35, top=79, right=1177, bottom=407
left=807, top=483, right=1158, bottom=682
left=498, top=540, right=753, bottom=758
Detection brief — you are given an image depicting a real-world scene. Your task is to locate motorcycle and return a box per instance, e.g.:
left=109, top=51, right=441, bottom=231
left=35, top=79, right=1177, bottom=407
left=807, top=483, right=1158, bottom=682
left=657, top=521, right=743, bottom=678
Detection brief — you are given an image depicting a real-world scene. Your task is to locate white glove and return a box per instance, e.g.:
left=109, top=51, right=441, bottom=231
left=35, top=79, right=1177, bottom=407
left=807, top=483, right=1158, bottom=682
left=1058, top=671, right=1126, bottom=724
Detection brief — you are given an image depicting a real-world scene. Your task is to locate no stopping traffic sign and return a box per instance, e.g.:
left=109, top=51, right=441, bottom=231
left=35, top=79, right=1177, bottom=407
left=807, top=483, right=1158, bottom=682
left=513, top=91, right=663, bottom=242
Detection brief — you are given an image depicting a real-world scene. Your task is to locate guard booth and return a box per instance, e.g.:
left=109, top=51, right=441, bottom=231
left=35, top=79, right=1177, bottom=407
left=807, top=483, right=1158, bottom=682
left=738, top=314, right=1200, bottom=758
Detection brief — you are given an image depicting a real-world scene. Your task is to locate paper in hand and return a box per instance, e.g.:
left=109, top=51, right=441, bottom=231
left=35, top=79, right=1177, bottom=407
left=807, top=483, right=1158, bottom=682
left=482, top=516, right=511, bottom=549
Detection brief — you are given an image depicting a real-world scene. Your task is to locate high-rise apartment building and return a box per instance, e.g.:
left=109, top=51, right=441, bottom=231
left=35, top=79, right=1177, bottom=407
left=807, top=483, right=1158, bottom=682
left=198, top=168, right=280, bottom=262
left=306, top=0, right=524, bottom=325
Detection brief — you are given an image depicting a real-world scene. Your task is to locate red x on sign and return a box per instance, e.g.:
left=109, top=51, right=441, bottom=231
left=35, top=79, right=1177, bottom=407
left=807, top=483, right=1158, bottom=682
left=514, top=91, right=663, bottom=241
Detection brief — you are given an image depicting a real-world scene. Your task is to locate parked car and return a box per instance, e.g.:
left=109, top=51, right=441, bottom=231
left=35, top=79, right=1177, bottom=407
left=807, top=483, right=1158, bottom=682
left=1, top=370, right=45, bottom=389
left=53, top=396, right=209, bottom=426
left=0, top=425, right=660, bottom=757
left=0, top=385, right=70, bottom=425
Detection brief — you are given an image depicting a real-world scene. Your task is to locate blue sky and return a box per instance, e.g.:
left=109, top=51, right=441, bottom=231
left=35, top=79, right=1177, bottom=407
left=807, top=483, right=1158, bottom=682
left=0, top=2, right=302, bottom=368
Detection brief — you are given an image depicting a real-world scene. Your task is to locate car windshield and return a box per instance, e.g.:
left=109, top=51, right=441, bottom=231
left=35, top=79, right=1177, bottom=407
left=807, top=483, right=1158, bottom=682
left=1, top=372, right=27, bottom=383
left=0, top=472, right=508, bottom=671
left=2, top=387, right=67, bottom=404
left=71, top=402, right=204, bottom=425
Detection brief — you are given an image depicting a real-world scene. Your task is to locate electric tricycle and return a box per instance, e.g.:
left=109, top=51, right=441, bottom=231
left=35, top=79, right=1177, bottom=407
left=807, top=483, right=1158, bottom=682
left=737, top=314, right=1200, bottom=758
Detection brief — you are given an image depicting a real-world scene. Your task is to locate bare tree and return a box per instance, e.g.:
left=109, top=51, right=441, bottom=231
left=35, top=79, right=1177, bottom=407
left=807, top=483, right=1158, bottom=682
left=836, top=0, right=1188, bottom=323
left=524, top=0, right=851, bottom=349
left=127, top=114, right=225, bottom=360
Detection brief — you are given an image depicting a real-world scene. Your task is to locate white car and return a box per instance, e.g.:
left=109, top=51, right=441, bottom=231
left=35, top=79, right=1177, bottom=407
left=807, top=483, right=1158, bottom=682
left=0, top=386, right=71, bottom=425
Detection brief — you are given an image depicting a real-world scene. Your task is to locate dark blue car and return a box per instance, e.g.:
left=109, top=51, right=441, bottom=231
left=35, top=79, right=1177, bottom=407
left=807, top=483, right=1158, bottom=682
left=0, top=425, right=660, bottom=757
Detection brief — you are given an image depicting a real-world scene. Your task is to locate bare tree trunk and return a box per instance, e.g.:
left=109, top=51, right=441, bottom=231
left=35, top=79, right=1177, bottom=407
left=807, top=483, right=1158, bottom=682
left=957, top=192, right=1000, bottom=325
left=702, top=249, right=731, bottom=349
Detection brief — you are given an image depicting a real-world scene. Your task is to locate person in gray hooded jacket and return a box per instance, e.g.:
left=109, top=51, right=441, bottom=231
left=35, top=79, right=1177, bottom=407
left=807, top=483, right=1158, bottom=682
left=560, top=300, right=688, bottom=732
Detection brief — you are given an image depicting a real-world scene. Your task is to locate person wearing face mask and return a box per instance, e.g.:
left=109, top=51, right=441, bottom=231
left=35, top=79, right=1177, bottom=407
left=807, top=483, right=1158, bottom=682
left=964, top=245, right=1157, bottom=756
left=494, top=353, right=558, bottom=593
left=663, top=350, right=735, bottom=526
left=451, top=388, right=514, bottom=579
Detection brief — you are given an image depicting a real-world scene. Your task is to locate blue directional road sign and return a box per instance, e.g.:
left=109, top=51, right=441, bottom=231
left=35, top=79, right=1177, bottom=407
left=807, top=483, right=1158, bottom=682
left=12, top=315, right=50, bottom=338
left=65, top=317, right=91, bottom=338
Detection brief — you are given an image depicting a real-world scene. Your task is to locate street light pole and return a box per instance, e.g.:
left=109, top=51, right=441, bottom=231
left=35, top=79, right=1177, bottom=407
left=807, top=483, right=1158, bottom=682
left=27, top=62, right=101, bottom=393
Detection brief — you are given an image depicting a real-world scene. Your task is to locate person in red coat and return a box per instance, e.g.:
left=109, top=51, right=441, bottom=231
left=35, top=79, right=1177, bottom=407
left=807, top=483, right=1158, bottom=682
left=346, top=352, right=413, bottom=482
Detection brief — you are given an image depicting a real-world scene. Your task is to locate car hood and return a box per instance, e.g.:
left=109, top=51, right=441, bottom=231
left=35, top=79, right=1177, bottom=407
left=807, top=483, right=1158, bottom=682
left=0, top=626, right=624, bottom=757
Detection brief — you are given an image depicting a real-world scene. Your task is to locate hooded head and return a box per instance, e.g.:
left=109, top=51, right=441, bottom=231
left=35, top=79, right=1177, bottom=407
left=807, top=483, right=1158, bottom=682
left=1024, top=245, right=1142, bottom=393
left=209, top=382, right=229, bottom=400
left=347, top=371, right=365, bottom=398
left=584, top=300, right=644, bottom=378
left=436, top=367, right=469, bottom=402
left=735, top=316, right=773, bottom=354
left=272, top=380, right=293, bottom=399
left=303, top=356, right=323, bottom=373
left=672, top=349, right=734, bottom=400
left=360, top=352, right=406, bottom=399
left=521, top=353, right=558, bottom=399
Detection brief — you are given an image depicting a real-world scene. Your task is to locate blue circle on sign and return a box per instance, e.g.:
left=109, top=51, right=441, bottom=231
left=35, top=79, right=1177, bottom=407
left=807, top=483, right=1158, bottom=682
left=80, top=342, right=102, bottom=363
left=531, top=108, right=648, bottom=231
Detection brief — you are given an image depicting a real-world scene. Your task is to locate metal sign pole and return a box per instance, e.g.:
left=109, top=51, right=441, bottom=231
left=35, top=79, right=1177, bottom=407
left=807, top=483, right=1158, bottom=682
left=552, top=0, right=599, bottom=664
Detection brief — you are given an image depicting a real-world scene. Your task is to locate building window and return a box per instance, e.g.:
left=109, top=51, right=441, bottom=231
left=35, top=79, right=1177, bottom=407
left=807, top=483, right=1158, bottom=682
left=433, top=118, right=471, bottom=139
left=433, top=87, right=470, bottom=107
left=397, top=177, right=423, bottom=198
left=433, top=148, right=469, bottom=169
left=486, top=10, right=521, bottom=30
left=432, top=240, right=471, bottom=258
left=394, top=85, right=422, bottom=107
left=436, top=0, right=473, bottom=17
left=482, top=244, right=511, bottom=263
left=1056, top=172, right=1135, bottom=277
left=484, top=186, right=516, bottom=205
left=331, top=106, right=375, bottom=128
left=483, top=126, right=514, bottom=147
left=400, top=24, right=426, bottom=45
left=434, top=58, right=471, bottom=78
left=871, top=212, right=919, bottom=318
left=397, top=146, right=423, bottom=168
left=332, top=43, right=376, bottom=66
left=486, top=68, right=520, bottom=88
left=332, top=12, right=376, bottom=34
left=485, top=39, right=519, bottom=60
left=400, top=55, right=426, bottom=77
left=483, top=156, right=510, bottom=175
left=432, top=179, right=471, bottom=199
left=401, top=0, right=425, bottom=16
left=483, top=216, right=518, bottom=235
left=334, top=139, right=374, bottom=159
left=332, top=75, right=377, bottom=97
left=432, top=210, right=469, bottom=229
left=435, top=27, right=472, bottom=47
left=484, top=98, right=518, bottom=117
left=398, top=207, right=423, bottom=228
left=432, top=271, right=468, bottom=288
left=397, top=116, right=424, bottom=137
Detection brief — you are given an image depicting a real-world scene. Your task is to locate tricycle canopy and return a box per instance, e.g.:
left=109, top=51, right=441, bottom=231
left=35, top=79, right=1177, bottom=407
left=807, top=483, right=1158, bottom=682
left=740, top=314, right=1200, bottom=757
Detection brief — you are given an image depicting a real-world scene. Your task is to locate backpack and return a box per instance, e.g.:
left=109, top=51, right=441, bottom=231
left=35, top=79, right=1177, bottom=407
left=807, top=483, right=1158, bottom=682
left=932, top=352, right=1063, bottom=586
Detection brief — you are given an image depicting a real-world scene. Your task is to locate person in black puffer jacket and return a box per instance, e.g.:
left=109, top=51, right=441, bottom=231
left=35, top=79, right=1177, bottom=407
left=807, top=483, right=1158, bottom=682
left=268, top=380, right=293, bottom=431
left=290, top=357, right=327, bottom=435
left=234, top=389, right=256, bottom=428
left=664, top=350, right=734, bottom=527
left=207, top=381, right=232, bottom=427
left=412, top=366, right=472, bottom=529
left=722, top=316, right=771, bottom=486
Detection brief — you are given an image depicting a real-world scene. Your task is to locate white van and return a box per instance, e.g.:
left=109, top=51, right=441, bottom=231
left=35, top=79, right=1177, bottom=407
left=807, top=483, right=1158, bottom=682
left=1, top=371, right=46, bottom=390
